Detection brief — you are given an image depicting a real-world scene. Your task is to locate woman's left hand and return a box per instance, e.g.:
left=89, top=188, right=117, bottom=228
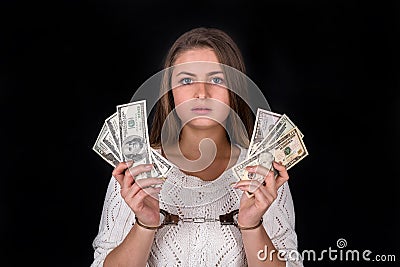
left=233, top=161, right=289, bottom=228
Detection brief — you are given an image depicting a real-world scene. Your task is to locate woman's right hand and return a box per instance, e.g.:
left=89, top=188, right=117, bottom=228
left=112, top=162, right=165, bottom=227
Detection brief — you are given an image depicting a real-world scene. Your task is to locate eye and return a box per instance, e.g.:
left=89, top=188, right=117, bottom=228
left=211, top=77, right=224, bottom=84
left=180, top=77, right=193, bottom=85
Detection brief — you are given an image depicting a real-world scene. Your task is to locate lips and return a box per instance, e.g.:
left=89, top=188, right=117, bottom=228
left=191, top=107, right=212, bottom=115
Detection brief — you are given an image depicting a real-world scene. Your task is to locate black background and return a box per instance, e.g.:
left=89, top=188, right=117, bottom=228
left=1, top=0, right=399, bottom=266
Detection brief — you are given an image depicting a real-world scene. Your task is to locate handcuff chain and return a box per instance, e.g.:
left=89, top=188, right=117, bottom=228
left=160, top=208, right=239, bottom=226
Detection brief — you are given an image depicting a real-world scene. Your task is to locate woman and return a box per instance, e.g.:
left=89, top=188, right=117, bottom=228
left=91, top=27, right=302, bottom=267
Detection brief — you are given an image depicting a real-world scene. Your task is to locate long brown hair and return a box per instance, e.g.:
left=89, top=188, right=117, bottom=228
left=149, top=27, right=254, bottom=148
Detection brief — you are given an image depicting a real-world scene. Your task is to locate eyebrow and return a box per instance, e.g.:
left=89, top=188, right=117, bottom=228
left=176, top=71, right=196, bottom=77
left=176, top=71, right=224, bottom=76
left=207, top=71, right=224, bottom=76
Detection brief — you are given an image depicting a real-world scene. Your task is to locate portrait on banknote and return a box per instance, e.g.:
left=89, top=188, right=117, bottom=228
left=122, top=135, right=146, bottom=161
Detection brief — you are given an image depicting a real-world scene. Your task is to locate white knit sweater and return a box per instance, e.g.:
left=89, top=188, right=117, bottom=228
left=91, top=147, right=303, bottom=267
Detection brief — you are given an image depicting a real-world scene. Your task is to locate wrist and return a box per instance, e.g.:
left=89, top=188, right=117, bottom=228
left=133, top=209, right=179, bottom=230
left=237, top=217, right=263, bottom=231
left=134, top=216, right=162, bottom=230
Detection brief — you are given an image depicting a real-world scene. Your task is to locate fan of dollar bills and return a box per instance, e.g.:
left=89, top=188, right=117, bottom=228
left=92, top=100, right=174, bottom=179
left=231, top=108, right=308, bottom=193
left=93, top=100, right=308, bottom=182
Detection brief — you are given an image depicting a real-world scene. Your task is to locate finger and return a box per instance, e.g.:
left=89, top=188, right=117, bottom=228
left=245, top=165, right=270, bottom=177
left=112, top=161, right=134, bottom=184
left=122, top=177, right=165, bottom=200
left=256, top=184, right=277, bottom=207
left=246, top=165, right=276, bottom=186
left=263, top=175, right=278, bottom=201
left=125, top=184, right=162, bottom=202
left=126, top=164, right=153, bottom=178
left=263, top=167, right=277, bottom=187
left=234, top=179, right=264, bottom=193
left=237, top=181, right=275, bottom=209
left=273, top=161, right=289, bottom=178
left=244, top=165, right=270, bottom=185
left=130, top=187, right=162, bottom=207
left=247, top=175, right=278, bottom=207
left=248, top=167, right=277, bottom=200
left=122, top=164, right=153, bottom=189
left=273, top=161, right=289, bottom=188
left=134, top=177, right=165, bottom=190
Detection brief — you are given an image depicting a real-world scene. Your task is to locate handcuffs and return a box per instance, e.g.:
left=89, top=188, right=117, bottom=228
left=135, top=209, right=263, bottom=231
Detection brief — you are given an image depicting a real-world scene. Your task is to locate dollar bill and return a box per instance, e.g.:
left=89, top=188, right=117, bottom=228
left=233, top=126, right=308, bottom=182
left=247, top=108, right=281, bottom=158
left=92, top=122, right=120, bottom=167
left=251, top=114, right=303, bottom=156
left=233, top=148, right=275, bottom=182
left=105, top=112, right=121, bottom=159
left=117, top=100, right=152, bottom=179
left=101, top=125, right=121, bottom=162
left=151, top=148, right=174, bottom=177
left=233, top=146, right=275, bottom=198
left=269, top=127, right=308, bottom=170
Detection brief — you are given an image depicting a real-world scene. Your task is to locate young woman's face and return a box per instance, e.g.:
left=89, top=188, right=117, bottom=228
left=171, top=48, right=231, bottom=130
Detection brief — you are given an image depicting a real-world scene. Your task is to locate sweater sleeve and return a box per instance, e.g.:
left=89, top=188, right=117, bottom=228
left=90, top=176, right=150, bottom=267
left=262, top=181, right=304, bottom=267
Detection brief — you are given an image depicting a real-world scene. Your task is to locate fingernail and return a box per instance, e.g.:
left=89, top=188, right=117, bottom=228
left=245, top=166, right=256, bottom=172
left=126, top=161, right=134, bottom=167
left=230, top=182, right=238, bottom=188
left=159, top=176, right=166, bottom=181
left=145, top=164, right=153, bottom=170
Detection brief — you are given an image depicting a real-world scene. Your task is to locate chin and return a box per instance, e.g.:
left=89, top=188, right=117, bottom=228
left=185, top=118, right=225, bottom=129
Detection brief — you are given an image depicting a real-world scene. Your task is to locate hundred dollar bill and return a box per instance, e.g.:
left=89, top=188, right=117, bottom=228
left=251, top=114, right=303, bottom=156
left=101, top=125, right=121, bottom=162
left=247, top=108, right=281, bottom=158
left=117, top=100, right=152, bottom=180
left=135, top=149, right=173, bottom=179
left=105, top=112, right=121, bottom=159
left=151, top=148, right=174, bottom=177
left=92, top=122, right=120, bottom=167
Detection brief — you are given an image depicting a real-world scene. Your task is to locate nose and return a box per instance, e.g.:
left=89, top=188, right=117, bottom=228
left=194, top=82, right=208, bottom=99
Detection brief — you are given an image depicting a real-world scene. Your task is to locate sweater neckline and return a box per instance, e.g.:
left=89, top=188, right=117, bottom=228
left=158, top=145, right=246, bottom=185
left=158, top=145, right=247, bottom=207
left=180, top=144, right=245, bottom=180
